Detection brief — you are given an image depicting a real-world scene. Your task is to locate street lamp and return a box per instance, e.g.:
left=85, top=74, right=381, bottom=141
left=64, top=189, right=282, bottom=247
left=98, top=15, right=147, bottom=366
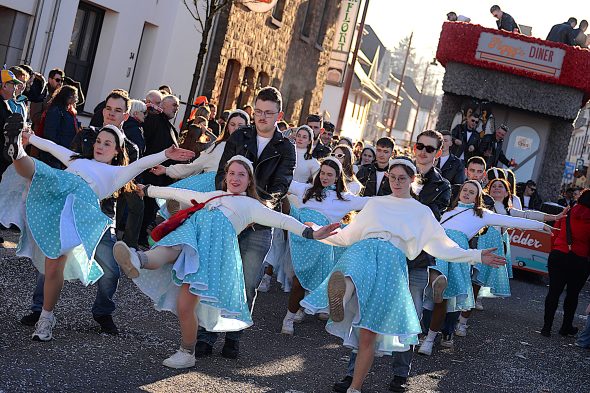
left=409, top=57, right=439, bottom=144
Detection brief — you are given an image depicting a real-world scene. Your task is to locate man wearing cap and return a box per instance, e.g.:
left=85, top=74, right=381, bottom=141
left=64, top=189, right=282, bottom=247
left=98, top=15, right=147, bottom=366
left=478, top=125, right=518, bottom=169
left=1, top=69, right=24, bottom=178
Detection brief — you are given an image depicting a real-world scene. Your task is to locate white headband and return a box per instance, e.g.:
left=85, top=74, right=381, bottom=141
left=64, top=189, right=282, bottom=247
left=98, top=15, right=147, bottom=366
left=465, top=179, right=483, bottom=194
left=388, top=158, right=417, bottom=175
left=100, top=125, right=125, bottom=147
left=363, top=145, right=376, bottom=156
left=322, top=156, right=343, bottom=173
left=227, top=155, right=254, bottom=174
left=230, top=109, right=250, bottom=124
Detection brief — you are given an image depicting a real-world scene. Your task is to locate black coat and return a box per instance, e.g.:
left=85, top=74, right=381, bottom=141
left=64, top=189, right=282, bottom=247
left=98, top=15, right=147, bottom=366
left=450, top=123, right=481, bottom=161
left=497, top=12, right=520, bottom=33
left=142, top=112, right=179, bottom=187
left=215, top=125, right=296, bottom=211
left=356, top=163, right=392, bottom=197
left=546, top=22, right=575, bottom=45
left=0, top=99, right=14, bottom=177
left=312, top=141, right=331, bottom=159
left=437, top=154, right=466, bottom=185
left=517, top=191, right=543, bottom=211
left=478, top=134, right=510, bottom=168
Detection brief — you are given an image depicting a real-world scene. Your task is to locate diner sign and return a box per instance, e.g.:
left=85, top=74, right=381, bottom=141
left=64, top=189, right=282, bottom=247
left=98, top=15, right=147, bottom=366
left=475, top=32, right=565, bottom=78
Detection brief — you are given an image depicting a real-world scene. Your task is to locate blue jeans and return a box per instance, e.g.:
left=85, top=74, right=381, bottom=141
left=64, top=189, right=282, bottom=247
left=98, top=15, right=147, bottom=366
left=422, top=282, right=461, bottom=335
left=198, top=227, right=272, bottom=345
left=347, top=267, right=428, bottom=378
left=31, top=230, right=120, bottom=316
left=576, top=314, right=590, bottom=348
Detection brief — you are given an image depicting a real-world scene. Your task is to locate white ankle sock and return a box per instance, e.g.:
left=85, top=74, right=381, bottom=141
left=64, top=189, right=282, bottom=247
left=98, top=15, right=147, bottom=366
left=458, top=315, right=468, bottom=325
left=343, top=277, right=354, bottom=306
left=40, top=309, right=54, bottom=320
left=285, top=310, right=296, bottom=320
left=427, top=329, right=438, bottom=340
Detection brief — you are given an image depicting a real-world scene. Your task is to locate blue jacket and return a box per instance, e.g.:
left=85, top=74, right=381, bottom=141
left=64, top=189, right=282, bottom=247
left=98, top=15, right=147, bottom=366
left=123, top=117, right=145, bottom=157
left=41, top=105, right=78, bottom=168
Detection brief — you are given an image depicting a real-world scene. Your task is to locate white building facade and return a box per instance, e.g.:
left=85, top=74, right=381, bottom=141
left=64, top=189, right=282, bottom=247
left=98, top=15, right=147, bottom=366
left=0, top=0, right=204, bottom=123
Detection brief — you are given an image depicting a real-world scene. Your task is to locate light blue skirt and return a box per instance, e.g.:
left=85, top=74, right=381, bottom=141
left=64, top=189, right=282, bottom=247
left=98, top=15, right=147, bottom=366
left=430, top=229, right=475, bottom=312
left=132, top=207, right=252, bottom=332
left=289, top=207, right=346, bottom=292
left=0, top=161, right=108, bottom=285
left=301, top=239, right=420, bottom=355
left=474, top=227, right=511, bottom=297
left=157, top=171, right=217, bottom=219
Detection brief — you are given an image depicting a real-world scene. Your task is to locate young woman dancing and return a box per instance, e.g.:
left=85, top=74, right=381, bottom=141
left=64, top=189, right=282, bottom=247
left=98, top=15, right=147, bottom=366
left=300, top=160, right=506, bottom=393
left=330, top=144, right=363, bottom=195
left=112, top=156, right=338, bottom=369
left=0, top=113, right=194, bottom=341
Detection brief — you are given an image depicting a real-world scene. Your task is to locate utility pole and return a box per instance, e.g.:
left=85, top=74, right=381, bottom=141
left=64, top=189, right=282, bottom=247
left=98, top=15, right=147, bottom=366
left=335, top=0, right=370, bottom=134
left=409, top=58, right=437, bottom=142
left=390, top=32, right=413, bottom=135
left=425, top=79, right=439, bottom=130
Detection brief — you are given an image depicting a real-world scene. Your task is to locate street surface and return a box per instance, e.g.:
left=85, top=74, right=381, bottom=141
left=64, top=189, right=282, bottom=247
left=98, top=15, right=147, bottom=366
left=0, top=228, right=588, bottom=393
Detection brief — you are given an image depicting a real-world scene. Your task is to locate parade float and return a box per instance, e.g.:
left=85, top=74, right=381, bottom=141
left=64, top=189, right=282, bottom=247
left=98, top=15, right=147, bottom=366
left=436, top=22, right=590, bottom=275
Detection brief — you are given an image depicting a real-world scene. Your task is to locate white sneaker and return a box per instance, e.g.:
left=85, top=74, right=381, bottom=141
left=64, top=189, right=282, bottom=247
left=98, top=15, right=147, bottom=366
left=440, top=334, right=454, bottom=348
left=281, top=317, right=294, bottom=335
left=162, top=347, right=196, bottom=369
left=475, top=298, right=484, bottom=311
left=258, top=274, right=272, bottom=292
left=328, top=271, right=346, bottom=322
left=418, top=338, right=435, bottom=356
left=455, top=323, right=468, bottom=337
left=347, top=388, right=361, bottom=393
left=32, top=315, right=57, bottom=342
left=293, top=309, right=306, bottom=323
left=113, top=241, right=141, bottom=279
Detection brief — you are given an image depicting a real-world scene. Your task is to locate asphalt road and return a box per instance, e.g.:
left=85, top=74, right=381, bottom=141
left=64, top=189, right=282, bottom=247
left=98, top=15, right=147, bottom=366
left=0, top=228, right=589, bottom=393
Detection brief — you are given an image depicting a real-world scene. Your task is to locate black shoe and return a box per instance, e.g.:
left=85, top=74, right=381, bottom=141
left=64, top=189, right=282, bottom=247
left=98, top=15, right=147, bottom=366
left=389, top=376, right=408, bottom=392
left=559, top=326, right=579, bottom=336
left=93, top=314, right=119, bottom=335
left=221, top=338, right=239, bottom=359
left=194, top=341, right=213, bottom=358
left=20, top=311, right=41, bottom=326
left=540, top=326, right=551, bottom=337
left=3, top=113, right=24, bottom=162
left=333, top=376, right=353, bottom=393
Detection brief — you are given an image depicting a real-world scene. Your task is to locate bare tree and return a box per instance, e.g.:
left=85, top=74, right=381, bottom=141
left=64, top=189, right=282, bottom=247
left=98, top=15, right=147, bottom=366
left=181, top=0, right=234, bottom=127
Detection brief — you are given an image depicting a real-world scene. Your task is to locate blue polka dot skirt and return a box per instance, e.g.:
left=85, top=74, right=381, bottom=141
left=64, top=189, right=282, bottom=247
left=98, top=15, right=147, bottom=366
left=22, top=159, right=108, bottom=285
left=474, top=227, right=511, bottom=297
left=132, top=207, right=252, bottom=332
left=289, top=206, right=347, bottom=292
left=430, top=229, right=475, bottom=312
left=157, top=171, right=216, bottom=219
left=301, top=239, right=421, bottom=355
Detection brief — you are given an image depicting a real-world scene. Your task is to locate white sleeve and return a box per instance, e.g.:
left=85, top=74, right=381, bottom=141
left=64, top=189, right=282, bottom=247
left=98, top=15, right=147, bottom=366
left=248, top=201, right=307, bottom=236
left=29, top=135, right=74, bottom=167
left=288, top=181, right=309, bottom=198
left=483, top=210, right=545, bottom=230
left=112, top=151, right=168, bottom=189
left=318, top=200, right=375, bottom=246
left=421, top=215, right=482, bottom=264
left=310, top=159, right=320, bottom=178
left=511, top=196, right=523, bottom=210
left=166, top=156, right=206, bottom=179
left=347, top=181, right=362, bottom=196
left=507, top=208, right=546, bottom=222
left=147, top=186, right=210, bottom=206
left=347, top=194, right=371, bottom=211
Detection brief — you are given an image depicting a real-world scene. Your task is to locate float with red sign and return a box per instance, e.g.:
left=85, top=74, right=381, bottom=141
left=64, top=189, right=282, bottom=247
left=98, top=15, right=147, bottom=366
left=507, top=228, right=552, bottom=275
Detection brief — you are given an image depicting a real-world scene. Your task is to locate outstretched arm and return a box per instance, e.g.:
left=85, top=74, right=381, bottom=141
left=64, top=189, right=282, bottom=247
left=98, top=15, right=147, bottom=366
left=146, top=185, right=211, bottom=206
left=28, top=134, right=75, bottom=167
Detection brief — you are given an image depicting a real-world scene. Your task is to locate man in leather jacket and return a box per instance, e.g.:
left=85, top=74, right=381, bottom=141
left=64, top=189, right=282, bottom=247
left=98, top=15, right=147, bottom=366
left=197, top=87, right=296, bottom=359
left=437, top=130, right=466, bottom=185
left=356, top=137, right=395, bottom=196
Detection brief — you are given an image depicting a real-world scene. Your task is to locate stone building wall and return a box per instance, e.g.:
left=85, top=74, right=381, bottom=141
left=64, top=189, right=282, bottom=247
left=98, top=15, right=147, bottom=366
left=201, top=1, right=339, bottom=124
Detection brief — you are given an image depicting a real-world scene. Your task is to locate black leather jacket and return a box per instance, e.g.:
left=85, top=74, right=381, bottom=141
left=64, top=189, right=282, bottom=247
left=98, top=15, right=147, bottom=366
left=407, top=166, right=452, bottom=269
left=215, top=125, right=296, bottom=210
left=438, top=154, right=466, bottom=186
left=356, top=163, right=392, bottom=196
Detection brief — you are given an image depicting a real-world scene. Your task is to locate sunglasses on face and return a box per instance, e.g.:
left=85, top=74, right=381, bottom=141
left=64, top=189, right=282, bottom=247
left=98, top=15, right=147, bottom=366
left=54, top=77, right=63, bottom=83
left=331, top=153, right=346, bottom=159
left=415, top=142, right=437, bottom=154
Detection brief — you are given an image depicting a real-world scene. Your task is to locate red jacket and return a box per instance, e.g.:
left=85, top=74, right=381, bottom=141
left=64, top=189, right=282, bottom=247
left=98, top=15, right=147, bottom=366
left=552, top=204, right=590, bottom=258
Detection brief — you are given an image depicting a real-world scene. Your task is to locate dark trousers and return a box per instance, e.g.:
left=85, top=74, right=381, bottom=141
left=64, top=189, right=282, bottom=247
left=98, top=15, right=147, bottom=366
left=543, top=250, right=590, bottom=330
left=116, top=191, right=144, bottom=249
left=139, top=196, right=159, bottom=245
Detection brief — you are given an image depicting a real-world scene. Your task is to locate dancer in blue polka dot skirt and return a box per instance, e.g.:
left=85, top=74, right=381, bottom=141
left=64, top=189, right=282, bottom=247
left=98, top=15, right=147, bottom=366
left=281, top=157, right=369, bottom=335
left=419, top=180, right=552, bottom=357
left=149, top=109, right=250, bottom=219
left=457, top=177, right=566, bottom=337
left=112, top=156, right=339, bottom=369
left=0, top=113, right=194, bottom=342
left=301, top=159, right=506, bottom=393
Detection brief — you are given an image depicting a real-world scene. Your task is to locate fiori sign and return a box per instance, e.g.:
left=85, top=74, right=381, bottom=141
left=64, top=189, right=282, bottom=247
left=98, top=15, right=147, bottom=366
left=241, top=0, right=278, bottom=13
left=476, top=32, right=565, bottom=78
left=326, top=0, right=362, bottom=86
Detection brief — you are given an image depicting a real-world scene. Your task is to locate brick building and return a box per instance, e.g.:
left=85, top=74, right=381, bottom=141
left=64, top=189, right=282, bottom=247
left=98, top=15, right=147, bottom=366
left=200, top=1, right=340, bottom=124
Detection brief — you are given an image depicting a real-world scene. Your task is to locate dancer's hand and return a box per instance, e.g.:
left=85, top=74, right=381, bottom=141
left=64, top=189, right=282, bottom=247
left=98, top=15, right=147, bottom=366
left=308, top=222, right=340, bottom=240
left=480, top=248, right=506, bottom=268
left=553, top=206, right=569, bottom=221
left=150, top=165, right=166, bottom=176
left=165, top=146, right=195, bottom=161
left=22, top=130, right=33, bottom=146
left=541, top=224, right=557, bottom=234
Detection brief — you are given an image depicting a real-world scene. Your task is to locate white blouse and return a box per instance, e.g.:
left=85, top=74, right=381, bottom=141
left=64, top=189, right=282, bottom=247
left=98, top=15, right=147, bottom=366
left=293, top=147, right=320, bottom=183
left=30, top=135, right=167, bottom=200
left=320, top=195, right=483, bottom=264
left=288, top=181, right=370, bottom=223
left=346, top=179, right=363, bottom=195
left=147, top=187, right=309, bottom=236
left=440, top=205, right=545, bottom=239
left=166, top=141, right=225, bottom=179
